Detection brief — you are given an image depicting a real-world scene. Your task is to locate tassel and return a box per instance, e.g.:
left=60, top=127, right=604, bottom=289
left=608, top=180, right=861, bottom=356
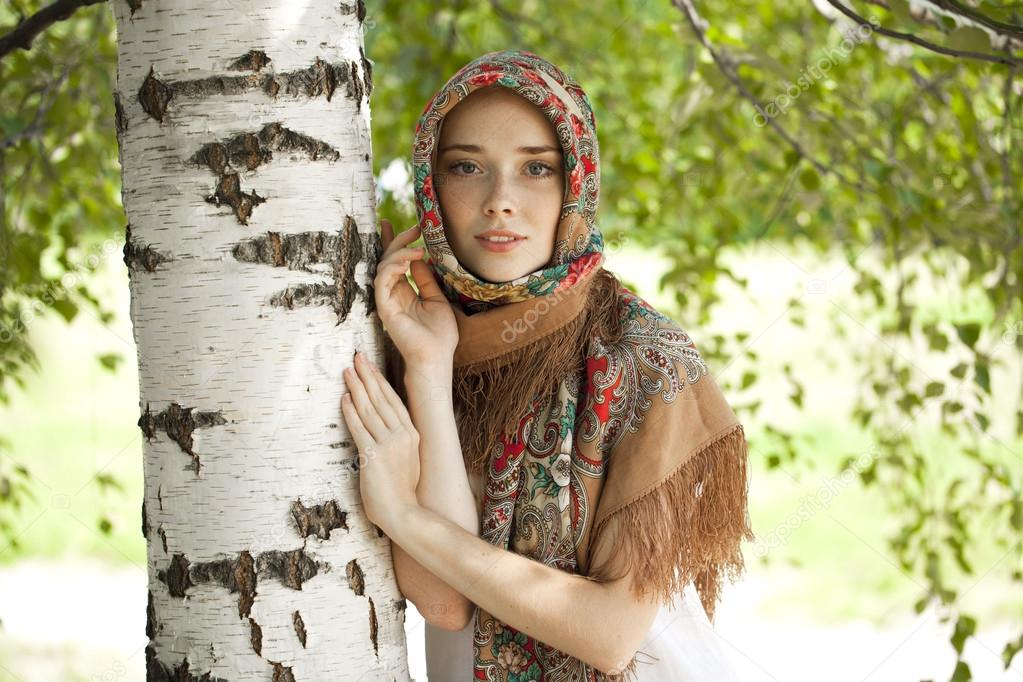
left=584, top=423, right=755, bottom=623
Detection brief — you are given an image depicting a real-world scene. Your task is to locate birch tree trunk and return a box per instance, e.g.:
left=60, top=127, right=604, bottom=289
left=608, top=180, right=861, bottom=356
left=110, top=1, right=410, bottom=679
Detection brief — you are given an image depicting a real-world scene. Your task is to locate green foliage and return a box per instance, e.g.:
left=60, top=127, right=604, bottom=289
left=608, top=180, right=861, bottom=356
left=1, top=1, right=1021, bottom=677
left=1, top=2, right=122, bottom=405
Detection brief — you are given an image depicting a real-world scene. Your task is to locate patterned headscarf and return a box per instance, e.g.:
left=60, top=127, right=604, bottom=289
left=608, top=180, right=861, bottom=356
left=412, top=49, right=605, bottom=314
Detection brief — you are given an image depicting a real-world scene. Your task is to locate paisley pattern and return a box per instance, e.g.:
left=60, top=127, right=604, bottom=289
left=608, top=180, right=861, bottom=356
left=471, top=289, right=711, bottom=681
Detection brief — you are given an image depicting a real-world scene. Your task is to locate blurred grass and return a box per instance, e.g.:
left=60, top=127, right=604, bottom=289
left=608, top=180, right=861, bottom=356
left=1, top=240, right=1020, bottom=630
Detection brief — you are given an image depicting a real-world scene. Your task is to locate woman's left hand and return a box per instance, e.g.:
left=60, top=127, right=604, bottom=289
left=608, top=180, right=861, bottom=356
left=341, top=350, right=421, bottom=534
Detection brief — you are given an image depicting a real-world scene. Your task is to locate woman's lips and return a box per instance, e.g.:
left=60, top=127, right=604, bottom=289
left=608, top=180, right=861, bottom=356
left=475, top=236, right=526, bottom=253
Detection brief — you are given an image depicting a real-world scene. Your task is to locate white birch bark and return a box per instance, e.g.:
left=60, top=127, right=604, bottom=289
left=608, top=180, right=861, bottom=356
left=110, top=1, right=409, bottom=679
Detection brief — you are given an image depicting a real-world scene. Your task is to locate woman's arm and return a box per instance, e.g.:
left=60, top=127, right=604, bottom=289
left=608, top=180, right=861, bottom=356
left=387, top=500, right=660, bottom=675
left=391, top=358, right=479, bottom=631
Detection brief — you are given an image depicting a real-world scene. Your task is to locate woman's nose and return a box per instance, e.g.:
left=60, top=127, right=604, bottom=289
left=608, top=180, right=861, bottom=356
left=482, top=176, right=516, bottom=215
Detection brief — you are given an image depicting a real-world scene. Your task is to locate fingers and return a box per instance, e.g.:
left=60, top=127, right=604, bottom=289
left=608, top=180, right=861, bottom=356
left=359, top=353, right=416, bottom=429
left=409, top=259, right=444, bottom=301
left=344, top=365, right=390, bottom=437
left=382, top=222, right=422, bottom=261
left=353, top=352, right=403, bottom=429
left=377, top=259, right=414, bottom=297
left=375, top=249, right=426, bottom=309
left=340, top=393, right=372, bottom=454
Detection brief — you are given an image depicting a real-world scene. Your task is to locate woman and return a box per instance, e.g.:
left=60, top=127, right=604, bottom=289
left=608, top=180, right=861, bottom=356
left=342, top=49, right=752, bottom=681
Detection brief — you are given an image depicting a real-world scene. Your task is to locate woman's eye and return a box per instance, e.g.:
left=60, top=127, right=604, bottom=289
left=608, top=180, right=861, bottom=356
left=526, top=162, right=555, bottom=178
left=451, top=161, right=478, bottom=174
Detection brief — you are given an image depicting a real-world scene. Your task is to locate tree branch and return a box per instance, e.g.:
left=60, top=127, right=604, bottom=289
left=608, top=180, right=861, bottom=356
left=0, top=0, right=104, bottom=60
left=823, top=0, right=1023, bottom=67
left=932, top=0, right=1023, bottom=39
left=670, top=0, right=868, bottom=192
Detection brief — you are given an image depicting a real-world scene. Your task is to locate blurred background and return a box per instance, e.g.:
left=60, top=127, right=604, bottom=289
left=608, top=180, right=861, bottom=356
left=1, top=0, right=1021, bottom=680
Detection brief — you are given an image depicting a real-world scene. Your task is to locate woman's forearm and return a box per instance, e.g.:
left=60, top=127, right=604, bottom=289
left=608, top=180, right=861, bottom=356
left=391, top=359, right=480, bottom=629
left=387, top=503, right=629, bottom=674
left=402, top=361, right=479, bottom=535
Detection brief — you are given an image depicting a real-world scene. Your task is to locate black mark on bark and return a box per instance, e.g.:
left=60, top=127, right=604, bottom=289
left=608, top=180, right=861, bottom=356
left=138, top=402, right=226, bottom=475
left=158, top=527, right=168, bottom=554
left=126, top=0, right=143, bottom=16
left=113, top=92, right=127, bottom=136
left=157, top=551, right=258, bottom=620
left=157, top=553, right=193, bottom=598
left=229, top=50, right=271, bottom=72
left=205, top=173, right=266, bottom=226
left=191, top=123, right=340, bottom=173
left=346, top=558, right=365, bottom=596
left=340, top=1, right=366, bottom=21
left=250, top=616, right=263, bottom=656
left=146, top=590, right=156, bottom=639
left=142, top=498, right=149, bottom=538
left=347, top=61, right=363, bottom=112
left=270, top=662, right=295, bottom=682
left=124, top=224, right=172, bottom=273
left=257, top=548, right=319, bottom=590
left=359, top=46, right=373, bottom=99
left=368, top=595, right=378, bottom=656
left=291, top=498, right=348, bottom=540
left=235, top=231, right=339, bottom=272
left=190, top=123, right=339, bottom=225
left=138, top=57, right=358, bottom=123
left=257, top=216, right=381, bottom=325
left=292, top=610, right=307, bottom=647
left=183, top=550, right=257, bottom=618
left=146, top=644, right=226, bottom=682
left=138, top=66, right=173, bottom=123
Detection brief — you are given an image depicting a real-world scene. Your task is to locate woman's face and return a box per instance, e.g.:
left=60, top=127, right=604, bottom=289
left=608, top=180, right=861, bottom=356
left=434, top=87, right=565, bottom=284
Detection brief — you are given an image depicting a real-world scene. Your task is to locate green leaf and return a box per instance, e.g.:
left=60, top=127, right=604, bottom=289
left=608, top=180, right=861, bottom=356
left=925, top=381, right=944, bottom=397
left=974, top=360, right=990, bottom=394
left=949, top=613, right=973, bottom=654
left=799, top=168, right=820, bottom=190
left=947, top=26, right=990, bottom=53
left=51, top=299, right=79, bottom=323
left=955, top=324, right=980, bottom=349
left=98, top=353, right=122, bottom=371
left=950, top=660, right=971, bottom=682
left=1003, top=632, right=1023, bottom=669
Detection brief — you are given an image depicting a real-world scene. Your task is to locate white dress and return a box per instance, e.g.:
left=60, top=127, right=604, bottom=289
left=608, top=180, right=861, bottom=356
left=423, top=580, right=743, bottom=681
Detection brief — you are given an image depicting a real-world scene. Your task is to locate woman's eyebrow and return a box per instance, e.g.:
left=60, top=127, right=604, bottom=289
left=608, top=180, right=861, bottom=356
left=438, top=143, right=561, bottom=155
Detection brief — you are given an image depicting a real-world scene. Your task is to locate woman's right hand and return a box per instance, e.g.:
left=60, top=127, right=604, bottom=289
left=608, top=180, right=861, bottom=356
left=374, top=219, right=458, bottom=367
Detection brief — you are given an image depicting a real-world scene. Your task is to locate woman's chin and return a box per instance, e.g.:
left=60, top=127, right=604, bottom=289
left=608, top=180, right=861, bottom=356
left=466, top=261, right=528, bottom=284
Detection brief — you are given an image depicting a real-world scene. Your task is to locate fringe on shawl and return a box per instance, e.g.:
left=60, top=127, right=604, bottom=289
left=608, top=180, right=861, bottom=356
left=582, top=423, right=755, bottom=627
left=451, top=268, right=626, bottom=476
